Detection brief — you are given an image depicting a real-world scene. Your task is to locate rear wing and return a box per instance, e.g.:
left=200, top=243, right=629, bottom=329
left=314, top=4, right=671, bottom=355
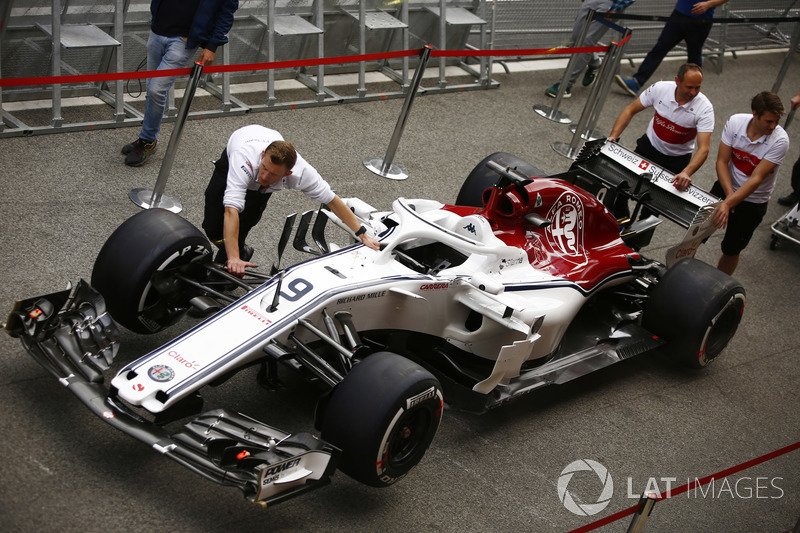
left=564, top=138, right=719, bottom=229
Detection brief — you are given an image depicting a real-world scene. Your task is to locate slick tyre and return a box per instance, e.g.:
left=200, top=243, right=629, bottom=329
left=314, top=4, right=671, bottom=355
left=642, top=258, right=745, bottom=368
left=91, top=208, right=212, bottom=334
left=320, top=352, right=443, bottom=487
left=456, top=152, right=547, bottom=207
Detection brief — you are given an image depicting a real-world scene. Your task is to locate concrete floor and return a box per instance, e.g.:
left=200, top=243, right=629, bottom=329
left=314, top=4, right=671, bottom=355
left=1, top=50, right=799, bottom=532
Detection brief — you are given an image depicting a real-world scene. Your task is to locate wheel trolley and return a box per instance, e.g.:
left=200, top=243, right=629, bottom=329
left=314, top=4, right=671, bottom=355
left=770, top=201, right=800, bottom=250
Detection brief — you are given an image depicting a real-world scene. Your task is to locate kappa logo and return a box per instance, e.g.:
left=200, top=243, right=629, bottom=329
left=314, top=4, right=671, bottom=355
left=462, top=223, right=477, bottom=235
left=546, top=191, right=587, bottom=265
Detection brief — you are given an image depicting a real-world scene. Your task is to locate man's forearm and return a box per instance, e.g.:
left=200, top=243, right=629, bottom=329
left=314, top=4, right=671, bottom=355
left=223, top=207, right=241, bottom=260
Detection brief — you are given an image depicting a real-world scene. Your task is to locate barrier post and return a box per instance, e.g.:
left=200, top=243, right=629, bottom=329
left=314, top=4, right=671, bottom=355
left=363, top=46, right=432, bottom=181
left=552, top=34, right=623, bottom=159
left=438, top=0, right=447, bottom=88
left=50, top=0, right=64, bottom=128
left=533, top=9, right=597, bottom=125
left=626, top=491, right=658, bottom=533
left=569, top=26, right=632, bottom=141
left=112, top=0, right=125, bottom=122
left=772, top=20, right=800, bottom=93
left=0, top=0, right=10, bottom=132
left=129, top=61, right=205, bottom=212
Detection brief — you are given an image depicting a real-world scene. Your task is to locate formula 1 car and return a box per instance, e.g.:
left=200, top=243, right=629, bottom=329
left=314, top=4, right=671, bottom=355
left=5, top=139, right=744, bottom=507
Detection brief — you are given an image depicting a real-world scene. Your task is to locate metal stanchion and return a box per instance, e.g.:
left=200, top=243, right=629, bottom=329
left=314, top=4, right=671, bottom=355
left=786, top=107, right=797, bottom=129
left=626, top=491, right=658, bottom=533
left=363, top=46, right=432, bottom=181
left=772, top=20, right=800, bottom=94
left=569, top=27, right=632, bottom=141
left=129, top=61, right=204, bottom=213
left=533, top=9, right=597, bottom=125
left=552, top=32, right=626, bottom=159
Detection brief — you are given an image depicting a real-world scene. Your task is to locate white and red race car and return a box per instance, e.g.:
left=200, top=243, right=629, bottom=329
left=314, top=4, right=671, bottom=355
left=5, top=140, right=744, bottom=506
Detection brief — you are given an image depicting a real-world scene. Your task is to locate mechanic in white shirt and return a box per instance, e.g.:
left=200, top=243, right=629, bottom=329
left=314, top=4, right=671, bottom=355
left=202, top=125, right=380, bottom=275
left=608, top=63, right=714, bottom=192
left=711, top=92, right=789, bottom=275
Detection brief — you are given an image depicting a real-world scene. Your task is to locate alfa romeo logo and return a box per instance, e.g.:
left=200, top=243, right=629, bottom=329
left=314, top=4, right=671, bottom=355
left=557, top=459, right=614, bottom=516
left=546, top=192, right=587, bottom=265
left=147, top=365, right=175, bottom=382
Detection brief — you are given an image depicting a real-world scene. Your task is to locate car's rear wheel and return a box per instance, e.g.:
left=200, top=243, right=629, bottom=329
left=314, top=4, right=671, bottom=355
left=319, top=352, right=443, bottom=487
left=642, top=258, right=745, bottom=368
left=456, top=152, right=548, bottom=207
left=91, top=209, right=212, bottom=334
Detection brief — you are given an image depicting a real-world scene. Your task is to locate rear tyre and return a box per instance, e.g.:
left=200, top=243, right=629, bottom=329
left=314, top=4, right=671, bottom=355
left=456, top=152, right=547, bottom=207
left=91, top=209, right=212, bottom=334
left=319, top=352, right=443, bottom=487
left=642, top=258, right=745, bottom=368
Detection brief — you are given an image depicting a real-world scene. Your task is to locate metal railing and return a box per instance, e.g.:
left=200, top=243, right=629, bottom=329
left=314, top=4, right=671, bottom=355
left=1, top=0, right=798, bottom=137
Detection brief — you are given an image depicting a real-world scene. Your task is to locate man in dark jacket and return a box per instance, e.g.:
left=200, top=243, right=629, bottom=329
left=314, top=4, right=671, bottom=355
left=122, top=0, right=238, bottom=166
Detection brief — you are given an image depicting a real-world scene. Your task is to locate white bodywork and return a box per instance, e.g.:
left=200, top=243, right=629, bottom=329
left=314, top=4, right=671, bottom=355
left=112, top=198, right=610, bottom=413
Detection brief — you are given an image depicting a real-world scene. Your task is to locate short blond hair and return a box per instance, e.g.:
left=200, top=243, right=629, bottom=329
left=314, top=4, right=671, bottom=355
left=264, top=140, right=297, bottom=169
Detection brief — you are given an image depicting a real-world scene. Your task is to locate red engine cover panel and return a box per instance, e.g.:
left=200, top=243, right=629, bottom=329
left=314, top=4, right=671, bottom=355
left=447, top=179, right=638, bottom=291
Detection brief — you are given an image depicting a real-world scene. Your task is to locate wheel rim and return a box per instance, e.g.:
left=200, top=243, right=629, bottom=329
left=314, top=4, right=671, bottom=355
left=138, top=251, right=206, bottom=326
left=703, top=299, right=744, bottom=361
left=387, top=408, right=434, bottom=468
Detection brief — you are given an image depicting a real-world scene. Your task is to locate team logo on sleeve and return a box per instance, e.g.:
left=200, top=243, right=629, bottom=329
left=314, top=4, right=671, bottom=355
left=546, top=192, right=587, bottom=265
left=241, top=161, right=255, bottom=179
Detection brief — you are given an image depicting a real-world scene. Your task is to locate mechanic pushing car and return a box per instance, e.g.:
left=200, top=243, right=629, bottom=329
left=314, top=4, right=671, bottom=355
left=202, top=124, right=381, bottom=275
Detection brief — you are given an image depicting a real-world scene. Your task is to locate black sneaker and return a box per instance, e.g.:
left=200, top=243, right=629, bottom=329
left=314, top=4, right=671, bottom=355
left=124, top=139, right=157, bottom=167
left=122, top=138, right=140, bottom=155
left=582, top=65, right=598, bottom=87
left=778, top=192, right=799, bottom=206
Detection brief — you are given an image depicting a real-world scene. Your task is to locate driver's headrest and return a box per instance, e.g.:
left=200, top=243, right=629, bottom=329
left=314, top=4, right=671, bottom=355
left=454, top=215, right=494, bottom=244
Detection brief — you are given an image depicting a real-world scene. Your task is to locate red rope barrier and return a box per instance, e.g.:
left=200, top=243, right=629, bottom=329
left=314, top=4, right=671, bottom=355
left=567, top=440, right=800, bottom=533
left=0, top=45, right=607, bottom=89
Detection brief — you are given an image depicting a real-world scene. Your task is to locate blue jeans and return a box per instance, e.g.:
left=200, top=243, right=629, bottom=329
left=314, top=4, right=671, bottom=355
left=139, top=32, right=196, bottom=142
left=633, top=10, right=713, bottom=88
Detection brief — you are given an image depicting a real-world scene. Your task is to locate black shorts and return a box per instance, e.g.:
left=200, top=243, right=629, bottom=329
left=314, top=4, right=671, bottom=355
left=710, top=181, right=768, bottom=256
left=201, top=149, right=271, bottom=261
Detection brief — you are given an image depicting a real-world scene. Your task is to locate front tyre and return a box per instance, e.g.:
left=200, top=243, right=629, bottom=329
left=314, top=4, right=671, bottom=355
left=319, top=352, right=443, bottom=487
left=91, top=209, right=212, bottom=334
left=642, top=258, right=745, bottom=368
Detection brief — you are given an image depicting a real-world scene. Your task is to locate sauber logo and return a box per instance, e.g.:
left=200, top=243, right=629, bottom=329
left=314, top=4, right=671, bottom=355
left=546, top=192, right=587, bottom=265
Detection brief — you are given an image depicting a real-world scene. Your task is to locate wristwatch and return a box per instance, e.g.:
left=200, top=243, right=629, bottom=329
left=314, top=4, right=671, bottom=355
left=355, top=225, right=367, bottom=236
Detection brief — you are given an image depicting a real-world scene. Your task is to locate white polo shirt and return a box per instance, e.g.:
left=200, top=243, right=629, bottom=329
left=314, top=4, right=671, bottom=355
left=721, top=113, right=789, bottom=204
left=639, top=80, right=715, bottom=157
left=223, top=125, right=335, bottom=212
